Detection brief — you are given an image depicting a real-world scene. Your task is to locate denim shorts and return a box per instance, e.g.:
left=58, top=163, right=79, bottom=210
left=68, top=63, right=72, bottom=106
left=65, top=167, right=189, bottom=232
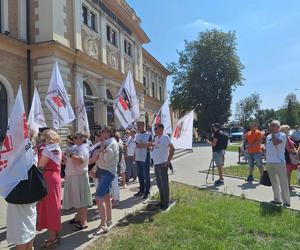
left=248, top=152, right=263, bottom=168
left=213, top=150, right=225, bottom=166
left=96, top=169, right=115, bottom=199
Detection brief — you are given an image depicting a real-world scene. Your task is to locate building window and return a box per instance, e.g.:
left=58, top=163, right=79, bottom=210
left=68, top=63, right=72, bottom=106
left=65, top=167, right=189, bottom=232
left=83, top=82, right=94, bottom=129
left=159, top=86, right=162, bottom=101
left=124, top=39, right=132, bottom=57
left=152, top=82, right=155, bottom=98
left=90, top=12, right=96, bottom=31
left=0, top=82, right=8, bottom=142
left=106, top=25, right=117, bottom=46
left=82, top=5, right=97, bottom=31
left=143, top=77, right=147, bottom=95
left=82, top=6, right=88, bottom=26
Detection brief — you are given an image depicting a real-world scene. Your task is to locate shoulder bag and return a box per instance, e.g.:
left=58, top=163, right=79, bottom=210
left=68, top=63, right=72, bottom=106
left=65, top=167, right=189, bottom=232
left=5, top=165, right=48, bottom=204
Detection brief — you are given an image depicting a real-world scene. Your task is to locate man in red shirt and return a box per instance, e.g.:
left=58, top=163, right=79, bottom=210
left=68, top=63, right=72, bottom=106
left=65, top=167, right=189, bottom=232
left=245, top=122, right=263, bottom=182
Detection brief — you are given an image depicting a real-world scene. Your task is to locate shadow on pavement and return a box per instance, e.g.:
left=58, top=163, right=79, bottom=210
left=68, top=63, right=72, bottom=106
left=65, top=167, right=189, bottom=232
left=238, top=182, right=260, bottom=190
left=260, top=202, right=283, bottom=216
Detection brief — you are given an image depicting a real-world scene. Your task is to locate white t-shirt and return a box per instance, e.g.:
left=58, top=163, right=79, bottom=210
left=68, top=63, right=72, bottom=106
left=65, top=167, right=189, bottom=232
left=265, top=132, right=287, bottom=163
left=134, top=132, right=151, bottom=162
left=72, top=143, right=90, bottom=173
left=152, top=134, right=171, bottom=165
left=126, top=136, right=136, bottom=156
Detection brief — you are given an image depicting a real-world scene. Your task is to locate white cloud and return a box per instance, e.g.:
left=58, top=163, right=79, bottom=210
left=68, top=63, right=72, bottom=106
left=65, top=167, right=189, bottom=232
left=187, top=19, right=220, bottom=30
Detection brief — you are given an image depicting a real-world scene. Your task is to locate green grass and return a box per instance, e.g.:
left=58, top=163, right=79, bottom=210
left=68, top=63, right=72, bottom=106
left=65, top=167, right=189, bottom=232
left=88, top=182, right=300, bottom=250
left=226, top=144, right=240, bottom=152
left=223, top=164, right=299, bottom=186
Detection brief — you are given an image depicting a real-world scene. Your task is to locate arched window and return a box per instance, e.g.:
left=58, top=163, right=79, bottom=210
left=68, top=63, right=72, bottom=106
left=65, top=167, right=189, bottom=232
left=0, top=82, right=8, bottom=142
left=106, top=90, right=114, bottom=125
left=83, top=81, right=94, bottom=129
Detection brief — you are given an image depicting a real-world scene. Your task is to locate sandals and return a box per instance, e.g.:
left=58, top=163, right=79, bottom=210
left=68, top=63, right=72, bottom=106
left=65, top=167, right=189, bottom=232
left=94, top=226, right=108, bottom=236
left=41, top=238, right=59, bottom=249
left=73, top=224, right=88, bottom=231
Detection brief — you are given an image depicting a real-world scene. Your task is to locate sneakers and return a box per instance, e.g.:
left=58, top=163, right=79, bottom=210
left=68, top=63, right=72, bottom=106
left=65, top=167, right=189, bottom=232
left=142, top=193, right=150, bottom=199
left=214, top=179, right=224, bottom=185
left=246, top=175, right=254, bottom=182
left=133, top=191, right=143, bottom=197
left=270, top=200, right=282, bottom=205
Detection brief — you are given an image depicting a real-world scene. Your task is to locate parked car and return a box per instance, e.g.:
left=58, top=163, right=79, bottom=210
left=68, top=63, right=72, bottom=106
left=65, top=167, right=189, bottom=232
left=229, top=127, right=243, bottom=142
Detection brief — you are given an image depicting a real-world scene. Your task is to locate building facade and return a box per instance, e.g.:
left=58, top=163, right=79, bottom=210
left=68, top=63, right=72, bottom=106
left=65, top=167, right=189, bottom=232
left=0, top=0, right=169, bottom=140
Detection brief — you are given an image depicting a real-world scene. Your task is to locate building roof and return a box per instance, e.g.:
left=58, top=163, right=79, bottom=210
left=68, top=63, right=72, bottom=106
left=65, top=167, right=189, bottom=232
left=142, top=48, right=170, bottom=76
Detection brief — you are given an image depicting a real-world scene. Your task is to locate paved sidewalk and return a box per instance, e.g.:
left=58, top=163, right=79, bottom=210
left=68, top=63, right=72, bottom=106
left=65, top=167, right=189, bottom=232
left=169, top=146, right=300, bottom=211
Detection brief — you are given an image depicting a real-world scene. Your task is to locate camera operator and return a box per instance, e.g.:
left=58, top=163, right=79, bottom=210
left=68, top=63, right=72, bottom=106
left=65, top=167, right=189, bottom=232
left=208, top=123, right=228, bottom=185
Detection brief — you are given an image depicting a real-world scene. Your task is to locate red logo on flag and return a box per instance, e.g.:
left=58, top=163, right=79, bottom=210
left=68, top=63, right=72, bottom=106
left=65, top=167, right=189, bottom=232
left=23, top=113, right=29, bottom=139
left=51, top=96, right=64, bottom=108
left=173, top=123, right=183, bottom=139
left=119, top=96, right=129, bottom=111
left=0, top=135, right=13, bottom=171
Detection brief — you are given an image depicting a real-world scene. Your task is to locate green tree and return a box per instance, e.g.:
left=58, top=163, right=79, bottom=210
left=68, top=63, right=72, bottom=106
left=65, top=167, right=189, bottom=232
left=169, top=29, right=244, bottom=132
left=235, top=93, right=261, bottom=127
left=256, top=109, right=278, bottom=128
left=276, top=93, right=299, bottom=127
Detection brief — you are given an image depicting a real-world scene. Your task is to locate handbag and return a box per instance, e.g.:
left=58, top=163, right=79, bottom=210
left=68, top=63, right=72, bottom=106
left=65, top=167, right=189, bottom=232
left=261, top=170, right=272, bottom=186
left=5, top=165, right=48, bottom=204
left=289, top=153, right=299, bottom=165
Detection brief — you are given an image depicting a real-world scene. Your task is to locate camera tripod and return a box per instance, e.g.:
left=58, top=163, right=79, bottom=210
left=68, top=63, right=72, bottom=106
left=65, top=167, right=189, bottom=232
left=205, top=158, right=215, bottom=183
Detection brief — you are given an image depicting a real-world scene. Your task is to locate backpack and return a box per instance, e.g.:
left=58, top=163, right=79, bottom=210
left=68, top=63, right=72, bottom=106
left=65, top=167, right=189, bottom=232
left=218, top=131, right=228, bottom=150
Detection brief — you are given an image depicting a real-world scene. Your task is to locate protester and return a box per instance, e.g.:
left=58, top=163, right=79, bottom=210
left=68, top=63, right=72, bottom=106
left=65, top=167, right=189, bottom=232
left=134, top=121, right=152, bottom=199
left=125, top=129, right=137, bottom=182
left=63, top=132, right=92, bottom=231
left=115, top=132, right=127, bottom=188
left=37, top=129, right=62, bottom=248
left=245, top=122, right=264, bottom=182
left=6, top=130, right=37, bottom=250
left=94, top=127, right=119, bottom=235
left=290, top=125, right=300, bottom=147
left=151, top=123, right=175, bottom=210
left=266, top=120, right=290, bottom=206
left=208, top=123, right=228, bottom=185
left=280, top=125, right=298, bottom=191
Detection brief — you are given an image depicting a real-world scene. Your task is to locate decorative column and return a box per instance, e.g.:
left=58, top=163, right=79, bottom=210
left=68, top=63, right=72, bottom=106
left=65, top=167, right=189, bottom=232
left=98, top=84, right=107, bottom=127
left=1, top=0, right=9, bottom=33
left=100, top=13, right=107, bottom=64
left=18, top=0, right=26, bottom=41
left=73, top=0, right=82, bottom=50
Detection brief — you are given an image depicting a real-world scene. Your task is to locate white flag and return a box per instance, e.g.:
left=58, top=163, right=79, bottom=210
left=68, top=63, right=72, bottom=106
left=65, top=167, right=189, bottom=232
left=45, top=62, right=75, bottom=129
left=0, top=86, right=34, bottom=197
left=75, top=82, right=90, bottom=135
left=113, top=70, right=140, bottom=129
left=152, top=100, right=172, bottom=134
left=171, top=111, right=194, bottom=150
left=28, top=86, right=47, bottom=134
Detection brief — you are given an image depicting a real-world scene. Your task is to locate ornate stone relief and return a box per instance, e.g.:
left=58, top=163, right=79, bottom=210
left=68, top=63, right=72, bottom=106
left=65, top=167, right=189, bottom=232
left=82, top=25, right=100, bottom=60
left=124, top=56, right=134, bottom=74
left=106, top=44, right=119, bottom=70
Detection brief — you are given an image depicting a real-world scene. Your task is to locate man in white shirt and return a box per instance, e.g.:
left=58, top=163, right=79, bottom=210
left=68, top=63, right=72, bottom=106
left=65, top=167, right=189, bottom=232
left=151, top=123, right=175, bottom=210
left=125, top=129, right=137, bottom=182
left=134, top=121, right=152, bottom=199
left=265, top=120, right=290, bottom=206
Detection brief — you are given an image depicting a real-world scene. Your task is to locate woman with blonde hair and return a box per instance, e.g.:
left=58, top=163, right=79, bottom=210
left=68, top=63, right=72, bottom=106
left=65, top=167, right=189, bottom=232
left=37, top=129, right=62, bottom=248
left=280, top=125, right=298, bottom=190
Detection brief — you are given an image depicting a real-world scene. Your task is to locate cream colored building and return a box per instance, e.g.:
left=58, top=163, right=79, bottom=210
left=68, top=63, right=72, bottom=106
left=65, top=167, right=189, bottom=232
left=0, top=0, right=169, bottom=140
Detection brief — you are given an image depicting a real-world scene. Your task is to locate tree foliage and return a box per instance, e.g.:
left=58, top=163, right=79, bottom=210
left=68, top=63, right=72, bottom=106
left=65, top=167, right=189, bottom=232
left=276, top=93, right=300, bottom=127
left=235, top=93, right=261, bottom=127
left=169, top=29, right=244, bottom=132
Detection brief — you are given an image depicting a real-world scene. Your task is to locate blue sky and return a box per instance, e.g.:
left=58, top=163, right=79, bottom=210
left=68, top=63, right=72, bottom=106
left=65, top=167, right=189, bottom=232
left=127, top=0, right=300, bottom=115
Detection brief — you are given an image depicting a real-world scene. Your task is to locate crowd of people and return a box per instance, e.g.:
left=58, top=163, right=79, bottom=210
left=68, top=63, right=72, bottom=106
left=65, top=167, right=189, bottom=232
left=211, top=120, right=300, bottom=207
left=6, top=121, right=175, bottom=250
